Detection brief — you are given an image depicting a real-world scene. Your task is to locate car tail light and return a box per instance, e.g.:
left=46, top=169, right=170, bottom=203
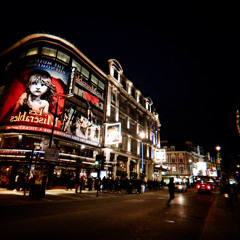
left=196, top=184, right=200, bottom=189
left=207, top=185, right=211, bottom=190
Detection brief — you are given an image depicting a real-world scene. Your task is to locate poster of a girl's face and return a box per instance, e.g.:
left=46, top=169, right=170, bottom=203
left=13, top=69, right=56, bottom=115
left=0, top=57, right=68, bottom=130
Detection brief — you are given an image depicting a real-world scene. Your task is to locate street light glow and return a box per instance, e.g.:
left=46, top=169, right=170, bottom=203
left=216, top=146, right=221, bottom=151
left=139, top=131, right=145, bottom=139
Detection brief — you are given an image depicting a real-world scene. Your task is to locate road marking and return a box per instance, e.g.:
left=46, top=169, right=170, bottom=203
left=164, top=220, right=175, bottom=223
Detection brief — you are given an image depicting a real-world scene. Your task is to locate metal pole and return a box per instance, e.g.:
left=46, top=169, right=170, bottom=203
left=141, top=141, right=144, bottom=173
left=49, top=96, right=59, bottom=148
left=24, top=146, right=34, bottom=198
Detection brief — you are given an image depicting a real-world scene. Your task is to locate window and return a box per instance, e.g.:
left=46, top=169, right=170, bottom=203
left=131, top=139, right=137, bottom=155
left=113, top=69, right=118, bottom=80
left=131, top=87, right=135, bottom=98
left=81, top=66, right=89, bottom=78
left=91, top=74, right=98, bottom=85
left=91, top=75, right=105, bottom=90
left=42, top=47, right=57, bottom=57
left=122, top=135, right=128, bottom=150
left=111, top=92, right=116, bottom=102
left=98, top=80, right=105, bottom=90
left=26, top=47, right=38, bottom=56
left=57, top=50, right=70, bottom=63
left=72, top=59, right=82, bottom=72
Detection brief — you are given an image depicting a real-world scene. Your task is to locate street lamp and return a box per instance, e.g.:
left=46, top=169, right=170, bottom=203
left=216, top=146, right=221, bottom=151
left=139, top=131, right=145, bottom=173
left=215, top=145, right=223, bottom=180
left=215, top=145, right=222, bottom=164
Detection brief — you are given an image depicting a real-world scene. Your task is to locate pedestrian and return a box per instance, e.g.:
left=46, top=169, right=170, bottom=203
left=102, top=176, right=107, bottom=191
left=166, top=177, right=175, bottom=207
left=136, top=178, right=142, bottom=194
left=79, top=176, right=85, bottom=193
left=75, top=176, right=80, bottom=193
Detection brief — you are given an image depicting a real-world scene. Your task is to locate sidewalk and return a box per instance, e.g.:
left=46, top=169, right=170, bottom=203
left=0, top=187, right=99, bottom=206
left=200, top=193, right=240, bottom=239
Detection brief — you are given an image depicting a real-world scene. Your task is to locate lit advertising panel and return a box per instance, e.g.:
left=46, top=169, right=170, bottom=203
left=0, top=56, right=101, bottom=146
left=155, top=149, right=166, bottom=163
left=192, top=162, right=207, bottom=176
left=105, top=123, right=122, bottom=145
left=0, top=57, right=69, bottom=130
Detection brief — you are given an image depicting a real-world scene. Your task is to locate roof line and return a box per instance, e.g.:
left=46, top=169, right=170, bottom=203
left=0, top=33, right=108, bottom=78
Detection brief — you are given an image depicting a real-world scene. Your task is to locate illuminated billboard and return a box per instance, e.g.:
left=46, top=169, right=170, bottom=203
left=105, top=123, right=122, bottom=145
left=0, top=56, right=101, bottom=146
left=192, top=162, right=207, bottom=176
left=0, top=57, right=68, bottom=129
left=155, top=149, right=166, bottom=163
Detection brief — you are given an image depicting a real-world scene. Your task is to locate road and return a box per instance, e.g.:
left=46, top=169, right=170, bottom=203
left=0, top=189, right=216, bottom=240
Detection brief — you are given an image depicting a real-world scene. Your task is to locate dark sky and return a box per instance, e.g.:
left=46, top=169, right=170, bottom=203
left=0, top=2, right=239, bottom=155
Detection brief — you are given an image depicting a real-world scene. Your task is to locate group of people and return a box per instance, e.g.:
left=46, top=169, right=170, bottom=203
left=13, top=170, right=47, bottom=199
left=74, top=176, right=165, bottom=195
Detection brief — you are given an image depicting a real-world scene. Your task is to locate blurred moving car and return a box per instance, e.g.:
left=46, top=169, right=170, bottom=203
left=196, top=182, right=214, bottom=193
left=175, top=182, right=187, bottom=192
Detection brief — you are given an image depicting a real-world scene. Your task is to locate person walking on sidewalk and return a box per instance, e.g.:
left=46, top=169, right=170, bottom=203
left=166, top=177, right=175, bottom=207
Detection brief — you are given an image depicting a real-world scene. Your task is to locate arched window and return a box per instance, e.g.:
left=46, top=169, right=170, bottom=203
left=108, top=59, right=123, bottom=82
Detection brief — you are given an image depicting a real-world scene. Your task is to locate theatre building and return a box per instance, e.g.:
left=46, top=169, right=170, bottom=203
left=0, top=34, right=162, bottom=189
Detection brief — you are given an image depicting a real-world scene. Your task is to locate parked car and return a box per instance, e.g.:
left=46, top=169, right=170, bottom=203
left=196, top=182, right=214, bottom=193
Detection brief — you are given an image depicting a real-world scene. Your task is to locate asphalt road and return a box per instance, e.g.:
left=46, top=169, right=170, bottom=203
left=0, top=189, right=216, bottom=240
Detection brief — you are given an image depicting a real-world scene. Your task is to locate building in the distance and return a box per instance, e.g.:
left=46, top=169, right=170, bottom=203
left=161, top=140, right=221, bottom=184
left=0, top=34, right=162, bottom=189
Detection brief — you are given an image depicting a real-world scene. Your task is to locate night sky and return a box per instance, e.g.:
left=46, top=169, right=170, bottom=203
left=0, top=2, right=239, bottom=155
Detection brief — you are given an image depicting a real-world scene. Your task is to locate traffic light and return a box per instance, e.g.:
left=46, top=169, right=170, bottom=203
left=95, top=155, right=101, bottom=166
left=95, top=154, right=106, bottom=169
left=100, top=155, right=106, bottom=170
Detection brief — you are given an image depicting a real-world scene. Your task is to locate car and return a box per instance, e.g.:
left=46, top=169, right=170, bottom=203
left=196, top=182, right=214, bottom=193
left=175, top=182, right=187, bottom=192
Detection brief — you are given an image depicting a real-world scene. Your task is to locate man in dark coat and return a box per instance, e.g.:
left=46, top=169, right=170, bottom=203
left=166, top=177, right=175, bottom=207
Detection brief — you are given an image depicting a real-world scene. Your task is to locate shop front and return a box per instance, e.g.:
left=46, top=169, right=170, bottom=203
left=0, top=131, right=102, bottom=190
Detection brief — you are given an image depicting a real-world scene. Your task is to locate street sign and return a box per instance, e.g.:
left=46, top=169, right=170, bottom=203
left=44, top=148, right=59, bottom=162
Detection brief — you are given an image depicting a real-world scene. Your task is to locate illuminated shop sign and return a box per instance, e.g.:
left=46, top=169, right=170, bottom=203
left=105, top=123, right=122, bottom=145
left=76, top=73, right=104, bottom=100
left=155, top=149, right=166, bottom=163
left=207, top=168, right=218, bottom=177
left=66, top=67, right=76, bottom=97
left=5, top=125, right=101, bottom=146
left=0, top=57, right=101, bottom=145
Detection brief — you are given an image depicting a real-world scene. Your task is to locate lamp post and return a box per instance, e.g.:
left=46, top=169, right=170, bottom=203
left=216, top=145, right=224, bottom=182
left=139, top=131, right=145, bottom=174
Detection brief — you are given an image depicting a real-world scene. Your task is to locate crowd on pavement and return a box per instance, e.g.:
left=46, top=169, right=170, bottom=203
left=74, top=176, right=163, bottom=195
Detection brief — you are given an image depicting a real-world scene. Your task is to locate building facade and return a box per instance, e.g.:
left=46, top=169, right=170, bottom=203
left=0, top=34, right=161, bottom=189
left=104, top=59, right=161, bottom=181
left=161, top=141, right=221, bottom=184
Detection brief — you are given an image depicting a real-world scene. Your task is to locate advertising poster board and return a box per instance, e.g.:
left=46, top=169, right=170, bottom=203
left=0, top=56, right=102, bottom=146
left=105, top=123, right=122, bottom=145
left=155, top=149, right=166, bottom=163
